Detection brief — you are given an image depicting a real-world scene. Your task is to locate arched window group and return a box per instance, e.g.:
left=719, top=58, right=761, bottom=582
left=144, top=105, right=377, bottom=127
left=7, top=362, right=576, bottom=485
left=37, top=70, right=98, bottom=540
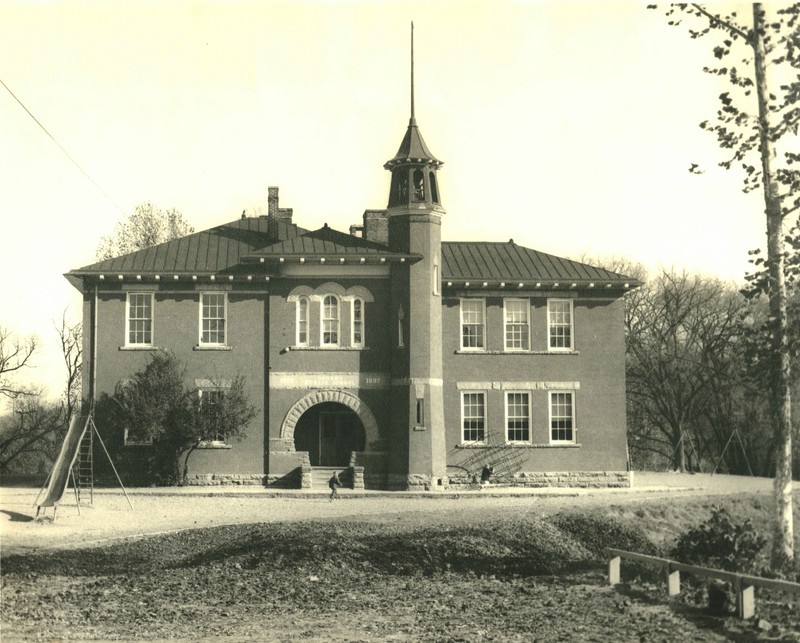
left=294, top=293, right=366, bottom=349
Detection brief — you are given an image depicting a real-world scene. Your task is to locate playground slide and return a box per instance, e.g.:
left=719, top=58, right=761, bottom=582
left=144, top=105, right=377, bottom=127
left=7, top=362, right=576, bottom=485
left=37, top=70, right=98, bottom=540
left=35, top=414, right=89, bottom=508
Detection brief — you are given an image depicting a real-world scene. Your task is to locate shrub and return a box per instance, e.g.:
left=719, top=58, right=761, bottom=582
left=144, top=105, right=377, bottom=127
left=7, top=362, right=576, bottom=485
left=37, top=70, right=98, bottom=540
left=671, top=505, right=766, bottom=574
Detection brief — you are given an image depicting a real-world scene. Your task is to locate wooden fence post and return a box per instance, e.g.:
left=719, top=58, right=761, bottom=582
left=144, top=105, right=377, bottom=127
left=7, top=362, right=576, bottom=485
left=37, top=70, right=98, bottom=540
left=737, top=580, right=755, bottom=619
left=609, top=556, right=621, bottom=585
left=666, top=565, right=681, bottom=597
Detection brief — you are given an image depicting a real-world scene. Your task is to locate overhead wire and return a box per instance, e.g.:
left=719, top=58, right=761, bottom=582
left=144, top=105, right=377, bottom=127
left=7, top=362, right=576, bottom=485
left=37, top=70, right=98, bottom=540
left=1, top=77, right=126, bottom=216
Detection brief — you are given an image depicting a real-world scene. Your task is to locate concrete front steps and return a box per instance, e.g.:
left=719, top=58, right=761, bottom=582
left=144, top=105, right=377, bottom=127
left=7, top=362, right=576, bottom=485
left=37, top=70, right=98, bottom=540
left=310, top=467, right=353, bottom=490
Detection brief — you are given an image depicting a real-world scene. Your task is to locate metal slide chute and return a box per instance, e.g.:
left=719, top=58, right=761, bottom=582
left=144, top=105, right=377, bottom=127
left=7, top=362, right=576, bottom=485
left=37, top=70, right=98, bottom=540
left=34, top=414, right=132, bottom=520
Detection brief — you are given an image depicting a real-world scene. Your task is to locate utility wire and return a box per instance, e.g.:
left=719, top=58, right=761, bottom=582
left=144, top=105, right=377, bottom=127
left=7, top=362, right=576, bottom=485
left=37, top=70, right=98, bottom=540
left=1, top=77, right=126, bottom=216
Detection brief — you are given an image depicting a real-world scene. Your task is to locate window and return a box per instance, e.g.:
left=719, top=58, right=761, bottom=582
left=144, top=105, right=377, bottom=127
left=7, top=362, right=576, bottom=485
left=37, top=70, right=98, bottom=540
left=123, top=427, right=153, bottom=446
left=506, top=392, right=530, bottom=443
left=430, top=171, right=439, bottom=204
left=322, top=295, right=340, bottom=346
left=413, top=168, right=425, bottom=201
left=296, top=297, right=309, bottom=346
left=549, top=391, right=575, bottom=443
left=200, top=292, right=227, bottom=346
left=352, top=298, right=364, bottom=347
left=460, top=299, right=485, bottom=350
left=389, top=168, right=409, bottom=207
left=397, top=305, right=405, bottom=348
left=548, top=299, right=573, bottom=351
left=504, top=299, right=530, bottom=351
left=461, top=392, right=486, bottom=443
left=198, top=388, right=226, bottom=444
left=126, top=292, right=153, bottom=346
left=416, top=397, right=425, bottom=427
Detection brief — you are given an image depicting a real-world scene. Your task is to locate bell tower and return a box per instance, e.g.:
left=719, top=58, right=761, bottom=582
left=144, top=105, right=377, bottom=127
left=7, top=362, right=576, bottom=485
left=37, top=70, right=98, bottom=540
left=386, top=23, right=447, bottom=490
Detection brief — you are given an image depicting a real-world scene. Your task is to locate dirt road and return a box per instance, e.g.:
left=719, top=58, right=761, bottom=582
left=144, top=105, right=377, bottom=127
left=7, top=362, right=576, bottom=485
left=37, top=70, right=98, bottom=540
left=1, top=472, right=774, bottom=556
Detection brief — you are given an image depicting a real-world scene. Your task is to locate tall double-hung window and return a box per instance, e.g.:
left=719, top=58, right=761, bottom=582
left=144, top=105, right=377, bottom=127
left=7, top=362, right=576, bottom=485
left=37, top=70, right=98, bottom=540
left=549, top=391, right=576, bottom=443
left=198, top=388, right=226, bottom=445
left=200, top=292, right=227, bottom=346
left=505, top=392, right=531, bottom=443
left=461, top=392, right=486, bottom=443
left=322, top=295, right=340, bottom=346
left=126, top=292, right=153, bottom=347
left=460, top=299, right=485, bottom=350
left=296, top=297, right=309, bottom=346
left=352, top=298, right=364, bottom=347
left=548, top=299, right=573, bottom=351
left=504, top=299, right=530, bottom=351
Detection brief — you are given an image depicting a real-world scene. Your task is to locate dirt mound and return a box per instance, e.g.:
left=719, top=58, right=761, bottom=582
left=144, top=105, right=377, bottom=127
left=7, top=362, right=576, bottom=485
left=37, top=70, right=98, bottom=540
left=2, top=514, right=626, bottom=580
left=4, top=506, right=798, bottom=641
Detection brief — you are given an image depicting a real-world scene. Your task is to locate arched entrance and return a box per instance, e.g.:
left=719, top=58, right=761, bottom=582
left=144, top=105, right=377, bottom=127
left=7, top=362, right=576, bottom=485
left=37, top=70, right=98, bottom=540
left=294, top=402, right=366, bottom=467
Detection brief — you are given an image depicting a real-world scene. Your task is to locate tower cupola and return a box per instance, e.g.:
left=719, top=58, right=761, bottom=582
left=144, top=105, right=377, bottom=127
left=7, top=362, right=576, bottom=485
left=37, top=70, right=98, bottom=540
left=384, top=23, right=444, bottom=211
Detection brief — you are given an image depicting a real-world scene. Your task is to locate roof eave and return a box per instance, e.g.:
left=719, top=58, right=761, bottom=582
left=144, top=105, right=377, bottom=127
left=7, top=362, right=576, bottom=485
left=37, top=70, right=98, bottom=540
left=441, top=278, right=640, bottom=292
left=243, top=252, right=422, bottom=265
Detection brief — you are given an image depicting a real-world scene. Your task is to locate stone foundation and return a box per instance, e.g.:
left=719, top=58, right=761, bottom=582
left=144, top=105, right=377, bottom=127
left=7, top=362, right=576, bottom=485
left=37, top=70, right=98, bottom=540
left=351, top=466, right=365, bottom=490
left=386, top=473, right=449, bottom=491
left=183, top=470, right=631, bottom=489
left=448, top=470, right=631, bottom=489
left=185, top=473, right=266, bottom=486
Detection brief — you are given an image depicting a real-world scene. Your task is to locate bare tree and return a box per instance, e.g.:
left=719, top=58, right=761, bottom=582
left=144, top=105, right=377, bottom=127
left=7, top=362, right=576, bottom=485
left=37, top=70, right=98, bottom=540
left=625, top=270, right=748, bottom=472
left=0, top=327, right=36, bottom=400
left=0, top=389, right=65, bottom=475
left=56, top=312, right=82, bottom=425
left=96, top=202, right=194, bottom=261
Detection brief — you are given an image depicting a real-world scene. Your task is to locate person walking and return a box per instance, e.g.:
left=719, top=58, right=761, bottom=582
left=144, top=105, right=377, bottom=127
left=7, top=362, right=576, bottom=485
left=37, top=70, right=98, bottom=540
left=329, top=470, right=342, bottom=501
left=480, top=463, right=494, bottom=488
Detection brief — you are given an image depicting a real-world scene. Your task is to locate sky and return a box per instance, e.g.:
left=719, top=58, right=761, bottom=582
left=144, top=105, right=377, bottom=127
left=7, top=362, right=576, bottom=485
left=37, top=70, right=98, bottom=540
left=0, top=0, right=793, bottom=403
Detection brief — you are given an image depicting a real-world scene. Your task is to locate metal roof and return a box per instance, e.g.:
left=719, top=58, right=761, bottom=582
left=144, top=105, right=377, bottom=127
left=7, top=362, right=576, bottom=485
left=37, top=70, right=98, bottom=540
left=245, top=225, right=416, bottom=261
left=67, top=216, right=636, bottom=288
left=68, top=217, right=305, bottom=276
left=441, top=241, right=637, bottom=285
left=384, top=118, right=442, bottom=168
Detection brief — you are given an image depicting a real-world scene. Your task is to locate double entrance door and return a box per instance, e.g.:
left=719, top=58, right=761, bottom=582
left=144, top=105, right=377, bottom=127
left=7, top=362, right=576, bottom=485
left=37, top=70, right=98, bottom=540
left=294, top=403, right=365, bottom=468
left=318, top=412, right=358, bottom=467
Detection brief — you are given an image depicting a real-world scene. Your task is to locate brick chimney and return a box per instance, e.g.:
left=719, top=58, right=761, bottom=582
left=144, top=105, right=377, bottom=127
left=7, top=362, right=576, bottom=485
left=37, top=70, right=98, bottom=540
left=362, top=209, right=388, bottom=245
left=267, top=186, right=293, bottom=238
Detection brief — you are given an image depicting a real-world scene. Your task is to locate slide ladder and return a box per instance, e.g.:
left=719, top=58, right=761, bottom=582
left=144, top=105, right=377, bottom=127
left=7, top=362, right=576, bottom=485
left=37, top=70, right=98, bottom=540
left=457, top=433, right=528, bottom=484
left=74, top=424, right=94, bottom=505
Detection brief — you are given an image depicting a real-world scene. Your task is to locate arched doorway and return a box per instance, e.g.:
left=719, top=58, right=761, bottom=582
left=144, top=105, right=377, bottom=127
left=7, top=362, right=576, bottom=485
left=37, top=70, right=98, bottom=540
left=294, top=402, right=366, bottom=467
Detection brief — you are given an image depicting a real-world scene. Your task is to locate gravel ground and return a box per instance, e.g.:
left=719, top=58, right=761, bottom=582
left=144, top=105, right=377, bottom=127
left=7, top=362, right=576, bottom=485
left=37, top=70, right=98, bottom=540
left=0, top=473, right=775, bottom=555
left=2, top=473, right=796, bottom=642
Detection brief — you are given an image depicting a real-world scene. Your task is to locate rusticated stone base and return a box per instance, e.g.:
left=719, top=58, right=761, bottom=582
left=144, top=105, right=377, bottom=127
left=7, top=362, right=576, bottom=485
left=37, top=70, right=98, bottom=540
left=385, top=473, right=449, bottom=491
left=351, top=466, right=365, bottom=490
left=185, top=473, right=266, bottom=486
left=448, top=470, right=631, bottom=488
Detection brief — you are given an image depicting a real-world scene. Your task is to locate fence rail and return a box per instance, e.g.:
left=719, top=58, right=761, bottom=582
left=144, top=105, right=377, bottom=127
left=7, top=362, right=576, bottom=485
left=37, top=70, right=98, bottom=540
left=606, top=547, right=800, bottom=619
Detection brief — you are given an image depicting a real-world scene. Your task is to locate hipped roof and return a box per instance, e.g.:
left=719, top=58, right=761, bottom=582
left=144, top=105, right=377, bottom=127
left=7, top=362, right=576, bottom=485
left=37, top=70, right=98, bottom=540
left=441, top=241, right=636, bottom=285
left=67, top=219, right=637, bottom=289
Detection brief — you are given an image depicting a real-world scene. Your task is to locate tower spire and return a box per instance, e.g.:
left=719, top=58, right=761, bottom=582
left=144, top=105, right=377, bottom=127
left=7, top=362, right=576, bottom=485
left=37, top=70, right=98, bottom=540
left=410, top=21, right=415, bottom=122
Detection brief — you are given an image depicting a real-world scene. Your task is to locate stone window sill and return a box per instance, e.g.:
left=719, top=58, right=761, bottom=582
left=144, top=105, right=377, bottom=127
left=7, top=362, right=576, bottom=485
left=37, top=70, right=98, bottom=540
left=119, top=345, right=160, bottom=351
left=196, top=442, right=232, bottom=449
left=456, top=443, right=581, bottom=449
left=193, top=345, right=232, bottom=351
left=286, top=346, right=371, bottom=352
left=455, top=350, right=580, bottom=355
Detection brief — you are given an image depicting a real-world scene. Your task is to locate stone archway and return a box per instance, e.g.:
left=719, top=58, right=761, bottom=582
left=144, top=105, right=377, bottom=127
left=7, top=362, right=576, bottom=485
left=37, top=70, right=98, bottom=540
left=280, top=389, right=380, bottom=448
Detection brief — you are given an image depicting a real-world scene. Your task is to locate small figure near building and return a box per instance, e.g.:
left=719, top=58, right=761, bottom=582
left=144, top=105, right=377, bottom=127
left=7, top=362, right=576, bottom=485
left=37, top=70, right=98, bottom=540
left=480, top=464, right=494, bottom=488
left=329, top=471, right=342, bottom=501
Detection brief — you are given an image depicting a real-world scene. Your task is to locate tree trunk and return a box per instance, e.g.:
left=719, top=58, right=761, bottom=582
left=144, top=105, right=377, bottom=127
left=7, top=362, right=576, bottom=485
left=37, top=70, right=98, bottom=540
left=753, top=3, right=794, bottom=571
